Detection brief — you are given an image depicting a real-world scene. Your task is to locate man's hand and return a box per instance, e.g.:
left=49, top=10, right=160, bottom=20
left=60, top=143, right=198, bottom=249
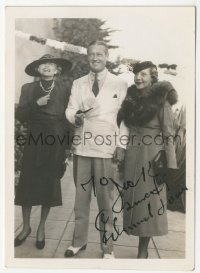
left=65, top=149, right=73, bottom=161
left=75, top=112, right=85, bottom=127
left=36, top=94, right=50, bottom=106
left=113, top=147, right=125, bottom=163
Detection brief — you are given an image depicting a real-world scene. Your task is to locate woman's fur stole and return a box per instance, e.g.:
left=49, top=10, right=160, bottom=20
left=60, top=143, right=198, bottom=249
left=117, top=81, right=178, bottom=127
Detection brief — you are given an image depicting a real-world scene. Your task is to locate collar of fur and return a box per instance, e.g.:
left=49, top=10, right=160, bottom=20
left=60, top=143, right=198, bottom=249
left=127, top=81, right=178, bottom=105
left=118, top=81, right=178, bottom=127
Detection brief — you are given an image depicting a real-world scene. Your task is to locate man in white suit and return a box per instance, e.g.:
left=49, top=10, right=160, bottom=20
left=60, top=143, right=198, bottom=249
left=64, top=41, right=128, bottom=258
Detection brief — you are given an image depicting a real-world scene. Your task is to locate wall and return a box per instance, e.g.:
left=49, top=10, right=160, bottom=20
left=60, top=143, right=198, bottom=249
left=15, top=19, right=56, bottom=102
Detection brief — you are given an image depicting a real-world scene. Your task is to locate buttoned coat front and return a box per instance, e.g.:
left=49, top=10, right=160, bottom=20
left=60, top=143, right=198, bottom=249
left=15, top=80, right=71, bottom=207
left=66, top=70, right=128, bottom=158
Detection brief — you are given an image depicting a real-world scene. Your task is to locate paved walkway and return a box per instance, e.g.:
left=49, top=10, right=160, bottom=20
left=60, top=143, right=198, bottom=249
left=14, top=164, right=185, bottom=259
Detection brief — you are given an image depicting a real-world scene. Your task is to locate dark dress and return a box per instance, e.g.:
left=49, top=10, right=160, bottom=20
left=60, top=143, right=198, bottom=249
left=15, top=80, right=71, bottom=207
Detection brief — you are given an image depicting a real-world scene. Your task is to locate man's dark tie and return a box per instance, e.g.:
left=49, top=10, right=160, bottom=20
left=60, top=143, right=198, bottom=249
left=92, top=73, right=99, bottom=97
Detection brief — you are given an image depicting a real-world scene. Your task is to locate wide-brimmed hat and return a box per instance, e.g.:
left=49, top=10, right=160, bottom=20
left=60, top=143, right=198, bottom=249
left=132, top=61, right=157, bottom=74
left=25, top=54, right=72, bottom=76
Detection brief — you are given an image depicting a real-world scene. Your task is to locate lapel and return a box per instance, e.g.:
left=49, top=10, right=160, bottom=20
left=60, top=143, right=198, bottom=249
left=96, top=71, right=117, bottom=101
left=84, top=71, right=113, bottom=99
left=27, top=80, right=67, bottom=116
left=28, top=81, right=40, bottom=101
left=98, top=71, right=112, bottom=95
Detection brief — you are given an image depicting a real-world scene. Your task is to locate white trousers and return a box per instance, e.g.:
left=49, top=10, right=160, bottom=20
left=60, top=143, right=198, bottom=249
left=72, top=155, right=114, bottom=254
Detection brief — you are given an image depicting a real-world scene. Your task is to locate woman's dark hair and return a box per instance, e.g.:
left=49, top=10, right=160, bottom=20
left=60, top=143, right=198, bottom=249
left=149, top=67, right=158, bottom=84
left=132, top=61, right=158, bottom=84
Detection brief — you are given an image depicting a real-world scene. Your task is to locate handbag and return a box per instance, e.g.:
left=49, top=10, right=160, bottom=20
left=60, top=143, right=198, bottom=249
left=152, top=150, right=167, bottom=185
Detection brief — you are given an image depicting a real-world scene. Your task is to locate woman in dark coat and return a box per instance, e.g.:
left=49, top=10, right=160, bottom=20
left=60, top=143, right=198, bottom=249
left=15, top=54, right=72, bottom=249
left=118, top=61, right=178, bottom=258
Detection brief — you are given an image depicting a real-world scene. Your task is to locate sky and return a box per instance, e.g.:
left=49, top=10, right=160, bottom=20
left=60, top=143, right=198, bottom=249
left=13, top=7, right=195, bottom=103
left=100, top=7, right=195, bottom=107
left=102, top=7, right=195, bottom=70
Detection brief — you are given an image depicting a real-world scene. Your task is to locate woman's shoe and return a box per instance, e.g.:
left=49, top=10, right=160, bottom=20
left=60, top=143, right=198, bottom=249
left=14, top=228, right=31, bottom=247
left=35, top=237, right=45, bottom=249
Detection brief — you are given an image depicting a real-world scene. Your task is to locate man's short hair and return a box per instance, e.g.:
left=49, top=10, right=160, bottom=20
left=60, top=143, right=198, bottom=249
left=87, top=40, right=109, bottom=55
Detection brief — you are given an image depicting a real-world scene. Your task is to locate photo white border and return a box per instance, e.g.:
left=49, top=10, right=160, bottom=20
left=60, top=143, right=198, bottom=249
left=1, top=1, right=199, bottom=272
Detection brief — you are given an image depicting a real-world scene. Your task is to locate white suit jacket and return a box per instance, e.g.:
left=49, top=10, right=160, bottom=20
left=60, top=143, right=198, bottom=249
left=66, top=70, right=129, bottom=158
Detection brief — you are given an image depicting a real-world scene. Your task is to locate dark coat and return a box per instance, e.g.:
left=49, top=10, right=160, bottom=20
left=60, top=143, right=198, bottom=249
left=15, top=80, right=72, bottom=207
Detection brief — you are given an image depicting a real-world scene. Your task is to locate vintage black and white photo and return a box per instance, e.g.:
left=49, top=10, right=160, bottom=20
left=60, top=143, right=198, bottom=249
left=5, top=5, right=195, bottom=270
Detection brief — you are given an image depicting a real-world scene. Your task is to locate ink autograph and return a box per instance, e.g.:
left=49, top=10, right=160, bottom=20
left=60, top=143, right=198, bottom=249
left=81, top=163, right=187, bottom=245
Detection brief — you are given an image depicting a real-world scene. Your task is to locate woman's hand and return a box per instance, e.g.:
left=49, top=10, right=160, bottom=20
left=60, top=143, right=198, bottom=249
left=36, top=94, right=50, bottom=106
left=166, top=168, right=178, bottom=179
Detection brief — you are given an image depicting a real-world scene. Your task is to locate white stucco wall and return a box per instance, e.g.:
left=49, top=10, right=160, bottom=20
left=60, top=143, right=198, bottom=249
left=15, top=19, right=56, bottom=103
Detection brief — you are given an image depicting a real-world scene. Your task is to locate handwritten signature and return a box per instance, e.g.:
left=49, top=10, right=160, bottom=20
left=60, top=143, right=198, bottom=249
left=81, top=163, right=188, bottom=245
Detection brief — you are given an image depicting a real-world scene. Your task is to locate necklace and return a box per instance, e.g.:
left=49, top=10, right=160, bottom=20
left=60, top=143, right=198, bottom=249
left=39, top=80, right=55, bottom=94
